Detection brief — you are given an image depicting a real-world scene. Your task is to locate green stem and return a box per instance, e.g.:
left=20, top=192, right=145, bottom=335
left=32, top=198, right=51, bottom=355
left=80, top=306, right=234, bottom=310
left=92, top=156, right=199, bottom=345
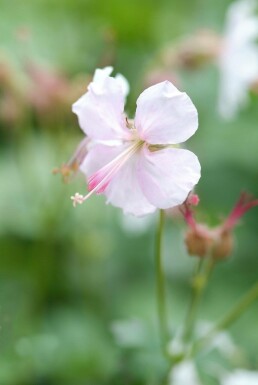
left=155, top=209, right=169, bottom=354
left=182, top=257, right=216, bottom=341
left=215, top=280, right=258, bottom=331
left=195, top=258, right=205, bottom=275
left=193, top=280, right=258, bottom=354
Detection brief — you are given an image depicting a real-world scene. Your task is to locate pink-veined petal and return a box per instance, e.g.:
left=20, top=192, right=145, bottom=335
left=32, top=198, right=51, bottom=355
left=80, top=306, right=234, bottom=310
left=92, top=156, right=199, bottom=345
left=72, top=75, right=131, bottom=142
left=138, top=146, right=201, bottom=209
left=80, top=142, right=127, bottom=178
left=105, top=152, right=156, bottom=216
left=81, top=143, right=156, bottom=216
left=135, top=81, right=198, bottom=145
left=86, top=142, right=142, bottom=194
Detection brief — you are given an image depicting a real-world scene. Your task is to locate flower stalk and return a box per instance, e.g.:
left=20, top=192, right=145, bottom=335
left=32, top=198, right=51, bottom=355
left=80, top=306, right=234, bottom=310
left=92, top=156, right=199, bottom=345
left=155, top=209, right=169, bottom=355
left=214, top=280, right=258, bottom=331
left=182, top=257, right=216, bottom=341
left=192, top=280, right=258, bottom=355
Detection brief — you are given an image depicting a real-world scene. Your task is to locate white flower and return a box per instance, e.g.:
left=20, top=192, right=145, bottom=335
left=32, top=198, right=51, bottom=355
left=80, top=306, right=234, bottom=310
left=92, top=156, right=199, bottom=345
left=222, top=369, right=258, bottom=385
left=71, top=67, right=201, bottom=216
left=169, top=361, right=202, bottom=385
left=110, top=318, right=146, bottom=348
left=196, top=321, right=238, bottom=358
left=218, top=0, right=258, bottom=119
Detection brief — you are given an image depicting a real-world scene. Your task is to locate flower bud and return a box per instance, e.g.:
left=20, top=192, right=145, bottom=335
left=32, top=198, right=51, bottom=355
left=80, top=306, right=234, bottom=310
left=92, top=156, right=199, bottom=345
left=185, top=224, right=213, bottom=258
left=182, top=192, right=258, bottom=260
left=211, top=229, right=234, bottom=260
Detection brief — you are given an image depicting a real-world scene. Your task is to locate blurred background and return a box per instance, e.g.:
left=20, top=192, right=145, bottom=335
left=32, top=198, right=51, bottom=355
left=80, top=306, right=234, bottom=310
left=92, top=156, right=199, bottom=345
left=0, top=0, right=258, bottom=384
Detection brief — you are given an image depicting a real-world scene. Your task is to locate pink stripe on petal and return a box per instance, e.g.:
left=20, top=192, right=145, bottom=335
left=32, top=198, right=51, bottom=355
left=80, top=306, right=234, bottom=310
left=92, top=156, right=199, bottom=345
left=88, top=171, right=112, bottom=193
left=87, top=141, right=143, bottom=196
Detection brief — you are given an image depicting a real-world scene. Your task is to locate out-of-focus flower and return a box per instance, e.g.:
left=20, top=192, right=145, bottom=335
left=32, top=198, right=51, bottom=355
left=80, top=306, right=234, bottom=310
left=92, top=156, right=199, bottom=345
left=196, top=321, right=238, bottom=358
left=221, top=369, right=258, bottom=385
left=26, top=62, right=90, bottom=127
left=0, top=59, right=12, bottom=87
left=71, top=67, right=201, bottom=216
left=218, top=0, right=258, bottom=119
left=182, top=192, right=258, bottom=259
left=162, top=30, right=221, bottom=70
left=0, top=93, right=24, bottom=128
left=110, top=318, right=146, bottom=348
left=0, top=57, right=28, bottom=129
left=144, top=69, right=179, bottom=89
left=26, top=62, right=71, bottom=120
left=169, top=360, right=202, bottom=385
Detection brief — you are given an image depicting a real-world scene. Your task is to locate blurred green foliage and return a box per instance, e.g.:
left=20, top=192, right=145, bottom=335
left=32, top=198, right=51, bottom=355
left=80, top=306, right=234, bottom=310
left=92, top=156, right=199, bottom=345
left=0, top=0, right=258, bottom=384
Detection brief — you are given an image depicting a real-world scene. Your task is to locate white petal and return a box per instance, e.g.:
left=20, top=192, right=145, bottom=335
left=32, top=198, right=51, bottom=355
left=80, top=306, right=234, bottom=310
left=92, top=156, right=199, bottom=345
left=105, top=152, right=156, bottom=216
left=92, top=66, right=113, bottom=83
left=81, top=144, right=156, bottom=217
left=135, top=81, right=198, bottom=145
left=222, top=370, right=258, bottom=385
left=80, top=142, right=126, bottom=177
left=111, top=319, right=146, bottom=348
left=92, top=67, right=130, bottom=98
left=115, top=73, right=130, bottom=98
left=218, top=0, right=258, bottom=119
left=72, top=74, right=131, bottom=142
left=169, top=361, right=201, bottom=385
left=226, top=0, right=258, bottom=35
left=138, top=146, right=201, bottom=209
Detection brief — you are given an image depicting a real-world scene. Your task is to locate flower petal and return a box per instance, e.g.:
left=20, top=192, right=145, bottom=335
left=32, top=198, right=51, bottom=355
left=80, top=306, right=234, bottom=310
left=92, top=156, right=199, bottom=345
left=81, top=143, right=156, bottom=216
left=169, top=361, right=201, bottom=385
left=115, top=73, right=130, bottom=98
left=92, top=67, right=130, bottom=98
left=92, top=66, right=113, bottom=83
left=138, top=146, right=201, bottom=209
left=135, top=81, right=198, bottom=145
left=80, top=142, right=126, bottom=177
left=105, top=153, right=156, bottom=216
left=222, top=369, right=258, bottom=385
left=72, top=70, right=131, bottom=142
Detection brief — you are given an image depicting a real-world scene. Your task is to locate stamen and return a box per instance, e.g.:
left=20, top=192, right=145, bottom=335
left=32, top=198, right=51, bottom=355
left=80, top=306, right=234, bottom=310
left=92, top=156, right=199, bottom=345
left=71, top=193, right=84, bottom=207
left=71, top=141, right=144, bottom=207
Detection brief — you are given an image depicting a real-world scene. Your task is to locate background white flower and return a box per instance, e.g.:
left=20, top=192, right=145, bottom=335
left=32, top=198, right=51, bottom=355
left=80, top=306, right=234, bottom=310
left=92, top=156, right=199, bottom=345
left=222, top=369, right=258, bottom=385
left=169, top=361, right=202, bottom=385
left=110, top=318, right=146, bottom=348
left=218, top=0, right=258, bottom=119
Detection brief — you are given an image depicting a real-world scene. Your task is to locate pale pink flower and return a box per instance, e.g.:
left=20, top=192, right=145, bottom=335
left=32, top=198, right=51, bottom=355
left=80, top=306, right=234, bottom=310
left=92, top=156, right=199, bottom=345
left=71, top=67, right=201, bottom=216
